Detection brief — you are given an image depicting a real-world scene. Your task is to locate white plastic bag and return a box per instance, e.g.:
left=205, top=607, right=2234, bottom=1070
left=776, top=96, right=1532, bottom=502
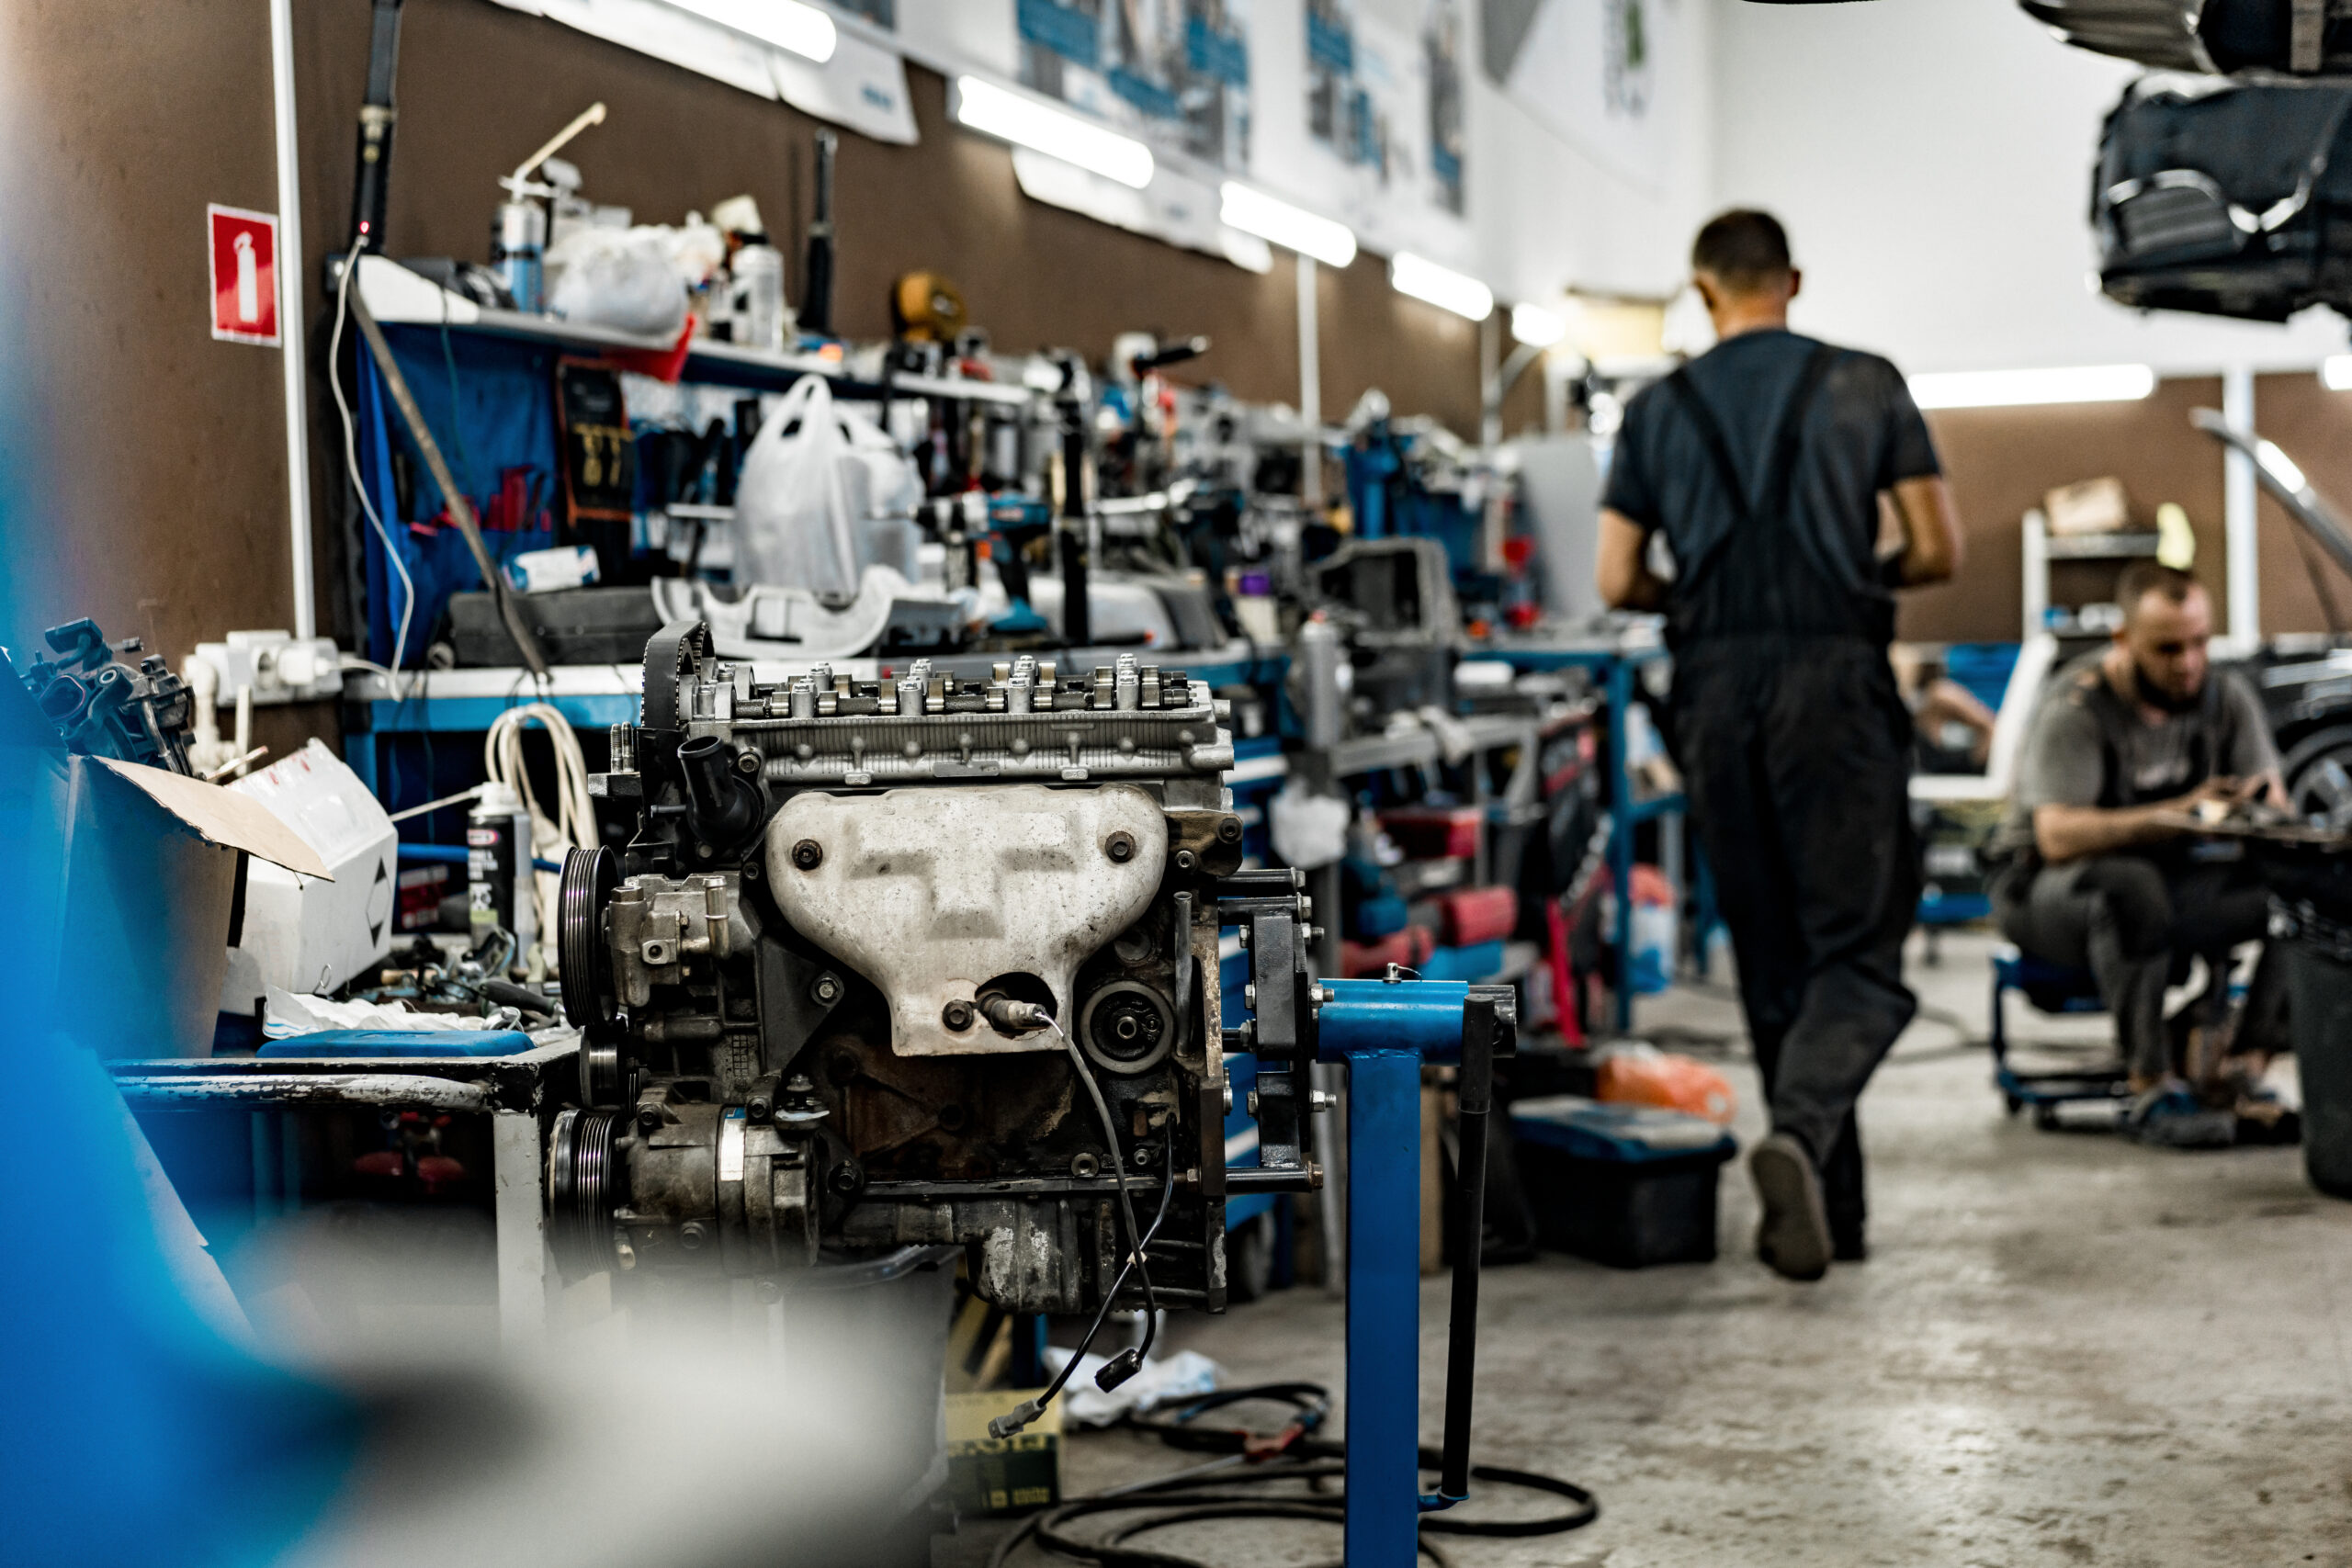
left=1270, top=786, right=1351, bottom=870
left=547, top=227, right=688, bottom=338
left=731, top=375, right=861, bottom=598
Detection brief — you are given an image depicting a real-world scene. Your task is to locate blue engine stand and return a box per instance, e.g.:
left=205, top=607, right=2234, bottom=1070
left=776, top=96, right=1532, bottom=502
left=1317, top=976, right=1503, bottom=1568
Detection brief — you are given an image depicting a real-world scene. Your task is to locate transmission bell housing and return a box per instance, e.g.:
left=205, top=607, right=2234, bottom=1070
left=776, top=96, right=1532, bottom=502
left=548, top=621, right=1319, bottom=1315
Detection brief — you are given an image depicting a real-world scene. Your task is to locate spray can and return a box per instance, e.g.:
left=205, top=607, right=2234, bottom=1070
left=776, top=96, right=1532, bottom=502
left=469, top=781, right=537, bottom=955
left=492, top=199, right=547, bottom=312
left=731, top=242, right=788, bottom=352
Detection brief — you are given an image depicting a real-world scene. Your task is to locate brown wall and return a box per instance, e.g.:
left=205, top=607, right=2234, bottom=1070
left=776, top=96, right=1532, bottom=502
left=288, top=0, right=1487, bottom=512
left=4, top=0, right=291, bottom=660
left=1908, top=378, right=2229, bottom=645
left=2250, top=372, right=2352, bottom=637
left=8, top=0, right=1487, bottom=672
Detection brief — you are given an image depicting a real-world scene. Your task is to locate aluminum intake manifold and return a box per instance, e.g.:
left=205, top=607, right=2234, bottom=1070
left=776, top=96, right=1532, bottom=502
left=765, top=784, right=1168, bottom=1056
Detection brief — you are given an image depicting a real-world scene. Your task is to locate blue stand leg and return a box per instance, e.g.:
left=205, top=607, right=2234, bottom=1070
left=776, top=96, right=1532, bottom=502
left=1344, top=1046, right=1423, bottom=1568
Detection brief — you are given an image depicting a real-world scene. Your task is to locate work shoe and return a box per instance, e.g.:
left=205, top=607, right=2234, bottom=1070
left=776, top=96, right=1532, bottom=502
left=2124, top=1080, right=2236, bottom=1149
left=1749, top=1133, right=1832, bottom=1282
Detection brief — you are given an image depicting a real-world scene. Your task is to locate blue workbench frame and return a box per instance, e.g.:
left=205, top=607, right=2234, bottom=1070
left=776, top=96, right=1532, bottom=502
left=1484, top=641, right=1682, bottom=1031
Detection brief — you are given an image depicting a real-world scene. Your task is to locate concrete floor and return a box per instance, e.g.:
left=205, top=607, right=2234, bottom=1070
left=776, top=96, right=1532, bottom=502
left=1052, top=931, right=2352, bottom=1567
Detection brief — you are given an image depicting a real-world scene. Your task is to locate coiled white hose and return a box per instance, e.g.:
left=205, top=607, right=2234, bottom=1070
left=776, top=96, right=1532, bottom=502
left=484, top=703, right=595, bottom=963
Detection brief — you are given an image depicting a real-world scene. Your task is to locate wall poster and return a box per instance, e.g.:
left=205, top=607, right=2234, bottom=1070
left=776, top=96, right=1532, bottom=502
left=1481, top=0, right=1669, bottom=188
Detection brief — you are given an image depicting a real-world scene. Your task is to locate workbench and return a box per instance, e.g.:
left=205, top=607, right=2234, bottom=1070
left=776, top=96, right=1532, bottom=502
left=107, top=1039, right=578, bottom=1343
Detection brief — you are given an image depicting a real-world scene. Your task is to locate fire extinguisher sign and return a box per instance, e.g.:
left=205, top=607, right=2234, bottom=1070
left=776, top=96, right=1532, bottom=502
left=207, top=204, right=280, bottom=346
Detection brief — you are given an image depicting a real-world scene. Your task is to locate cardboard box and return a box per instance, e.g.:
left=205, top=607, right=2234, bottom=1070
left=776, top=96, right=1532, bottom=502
left=945, top=1390, right=1063, bottom=1517
left=34, top=748, right=329, bottom=1058
left=2043, top=476, right=2134, bottom=537
left=224, top=739, right=397, bottom=1009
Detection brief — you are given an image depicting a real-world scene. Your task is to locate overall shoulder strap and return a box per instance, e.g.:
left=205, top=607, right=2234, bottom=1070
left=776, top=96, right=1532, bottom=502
left=1757, top=344, right=1839, bottom=520
left=1663, top=367, right=1750, bottom=525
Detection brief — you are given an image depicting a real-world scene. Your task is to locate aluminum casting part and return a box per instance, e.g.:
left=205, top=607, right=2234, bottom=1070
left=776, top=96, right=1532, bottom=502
left=110, top=1073, right=492, bottom=1111
left=767, top=784, right=1167, bottom=1057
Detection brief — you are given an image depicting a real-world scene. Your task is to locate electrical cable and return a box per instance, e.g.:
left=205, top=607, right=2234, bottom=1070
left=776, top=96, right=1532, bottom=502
left=1007, top=1154, right=1175, bottom=1439
left=1050, top=1015, right=1160, bottom=1360
left=330, top=251, right=418, bottom=692
left=483, top=702, right=595, bottom=953
left=984, top=1382, right=1600, bottom=1568
left=989, top=1010, right=1164, bottom=1438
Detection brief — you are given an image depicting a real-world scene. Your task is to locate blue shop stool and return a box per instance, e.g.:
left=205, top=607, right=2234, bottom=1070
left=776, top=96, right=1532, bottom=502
left=1988, top=943, right=2130, bottom=1127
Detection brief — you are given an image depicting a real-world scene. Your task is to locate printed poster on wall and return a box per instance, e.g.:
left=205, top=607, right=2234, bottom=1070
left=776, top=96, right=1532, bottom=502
left=1481, top=0, right=1669, bottom=188
left=1290, top=0, right=1473, bottom=264
left=1009, top=0, right=1257, bottom=175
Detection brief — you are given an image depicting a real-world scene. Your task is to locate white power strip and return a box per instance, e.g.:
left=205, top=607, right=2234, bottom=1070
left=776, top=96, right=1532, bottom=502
left=191, top=630, right=345, bottom=705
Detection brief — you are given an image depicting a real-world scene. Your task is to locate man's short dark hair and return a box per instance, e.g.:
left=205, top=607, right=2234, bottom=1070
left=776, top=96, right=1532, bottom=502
left=1692, top=209, right=1792, bottom=291
left=2117, top=560, right=2203, bottom=616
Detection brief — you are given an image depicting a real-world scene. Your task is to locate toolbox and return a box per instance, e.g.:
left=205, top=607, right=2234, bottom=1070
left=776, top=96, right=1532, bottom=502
left=445, top=585, right=666, bottom=667
left=1510, top=1095, right=1737, bottom=1268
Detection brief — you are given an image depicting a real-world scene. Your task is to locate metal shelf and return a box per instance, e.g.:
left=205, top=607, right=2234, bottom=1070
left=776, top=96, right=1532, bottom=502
left=356, top=254, right=1035, bottom=405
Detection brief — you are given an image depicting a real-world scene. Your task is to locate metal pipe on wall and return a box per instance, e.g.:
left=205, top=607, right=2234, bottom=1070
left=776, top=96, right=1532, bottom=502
left=2223, top=365, right=2259, bottom=643
left=1297, top=255, right=1322, bottom=506
left=269, top=0, right=316, bottom=640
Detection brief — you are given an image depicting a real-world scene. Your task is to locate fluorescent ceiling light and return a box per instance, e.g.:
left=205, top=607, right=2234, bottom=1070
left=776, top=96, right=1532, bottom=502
left=1510, top=302, right=1567, bottom=348
left=2257, top=438, right=2309, bottom=493
left=667, top=0, right=835, bottom=62
left=2322, top=355, right=2352, bottom=391
left=955, top=75, right=1154, bottom=190
left=1907, top=364, right=2155, bottom=410
left=1218, top=182, right=1356, bottom=268
left=1391, top=254, right=1493, bottom=321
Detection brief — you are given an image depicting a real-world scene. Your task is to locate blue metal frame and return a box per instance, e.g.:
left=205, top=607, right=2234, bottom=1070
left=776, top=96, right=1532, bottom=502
left=1484, top=642, right=1680, bottom=1030
left=1317, top=976, right=1472, bottom=1568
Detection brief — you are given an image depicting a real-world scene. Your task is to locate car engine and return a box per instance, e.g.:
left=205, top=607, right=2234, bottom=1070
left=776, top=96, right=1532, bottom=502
left=544, top=621, right=1321, bottom=1319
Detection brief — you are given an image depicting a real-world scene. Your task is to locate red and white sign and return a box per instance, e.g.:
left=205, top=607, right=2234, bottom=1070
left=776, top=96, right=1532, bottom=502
left=207, top=204, right=280, bottom=346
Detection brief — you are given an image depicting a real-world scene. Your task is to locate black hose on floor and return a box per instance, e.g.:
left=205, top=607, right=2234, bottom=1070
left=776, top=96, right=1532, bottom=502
left=985, top=1382, right=1599, bottom=1568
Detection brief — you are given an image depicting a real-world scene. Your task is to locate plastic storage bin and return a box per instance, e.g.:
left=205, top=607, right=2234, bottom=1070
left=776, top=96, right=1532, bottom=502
left=1510, top=1094, right=1737, bottom=1267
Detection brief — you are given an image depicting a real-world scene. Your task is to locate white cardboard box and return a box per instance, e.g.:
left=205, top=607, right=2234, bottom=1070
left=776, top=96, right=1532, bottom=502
left=224, top=739, right=397, bottom=1008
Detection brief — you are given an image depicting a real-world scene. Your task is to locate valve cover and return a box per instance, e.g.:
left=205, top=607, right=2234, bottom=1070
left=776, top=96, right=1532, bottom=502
left=766, top=783, right=1168, bottom=1056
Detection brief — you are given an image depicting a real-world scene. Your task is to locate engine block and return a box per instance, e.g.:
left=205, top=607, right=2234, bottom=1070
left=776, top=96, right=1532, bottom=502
left=546, top=623, right=1317, bottom=1316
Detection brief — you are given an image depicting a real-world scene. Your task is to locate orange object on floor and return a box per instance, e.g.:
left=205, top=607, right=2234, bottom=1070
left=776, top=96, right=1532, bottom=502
left=1595, top=1046, right=1738, bottom=1126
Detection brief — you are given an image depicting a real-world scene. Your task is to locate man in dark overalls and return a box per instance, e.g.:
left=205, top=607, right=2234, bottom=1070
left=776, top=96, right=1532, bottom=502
left=1994, top=562, right=2286, bottom=1138
left=1597, top=210, right=1962, bottom=1280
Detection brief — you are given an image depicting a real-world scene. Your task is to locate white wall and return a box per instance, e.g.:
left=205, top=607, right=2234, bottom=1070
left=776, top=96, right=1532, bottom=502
left=1471, top=0, right=1719, bottom=305
left=1709, top=0, right=2349, bottom=376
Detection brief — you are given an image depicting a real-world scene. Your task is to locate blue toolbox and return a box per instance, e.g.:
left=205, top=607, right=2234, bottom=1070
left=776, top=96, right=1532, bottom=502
left=1510, top=1096, right=1738, bottom=1269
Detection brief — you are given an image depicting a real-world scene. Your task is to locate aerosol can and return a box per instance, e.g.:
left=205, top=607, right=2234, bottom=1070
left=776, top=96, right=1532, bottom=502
left=469, top=780, right=537, bottom=956
left=491, top=100, right=607, bottom=315
left=491, top=198, right=546, bottom=311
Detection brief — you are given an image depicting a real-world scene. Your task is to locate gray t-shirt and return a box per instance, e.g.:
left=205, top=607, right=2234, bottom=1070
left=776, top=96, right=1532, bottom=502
left=2000, top=653, right=2278, bottom=852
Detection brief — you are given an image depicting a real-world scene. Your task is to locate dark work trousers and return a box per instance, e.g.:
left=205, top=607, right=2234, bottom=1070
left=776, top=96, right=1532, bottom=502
left=1672, top=639, right=1921, bottom=1245
left=1996, top=854, right=2277, bottom=1081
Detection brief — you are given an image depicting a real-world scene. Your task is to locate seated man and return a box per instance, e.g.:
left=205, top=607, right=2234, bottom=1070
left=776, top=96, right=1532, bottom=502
left=1992, top=562, right=2286, bottom=1129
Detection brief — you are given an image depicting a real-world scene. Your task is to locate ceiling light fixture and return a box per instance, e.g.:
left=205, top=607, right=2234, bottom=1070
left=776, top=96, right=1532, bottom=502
left=1218, top=182, right=1356, bottom=268
left=2321, top=355, right=2352, bottom=391
left=667, top=0, right=836, bottom=62
left=1510, top=302, right=1568, bottom=348
left=1907, top=364, right=2156, bottom=410
left=1391, top=253, right=1494, bottom=321
left=954, top=75, right=1154, bottom=190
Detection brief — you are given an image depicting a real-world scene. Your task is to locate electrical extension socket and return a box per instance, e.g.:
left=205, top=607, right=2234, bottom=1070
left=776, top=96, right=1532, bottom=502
left=191, top=630, right=345, bottom=705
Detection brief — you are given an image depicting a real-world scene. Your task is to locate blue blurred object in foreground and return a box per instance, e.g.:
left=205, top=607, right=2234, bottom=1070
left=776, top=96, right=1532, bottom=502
left=0, top=289, right=354, bottom=1568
